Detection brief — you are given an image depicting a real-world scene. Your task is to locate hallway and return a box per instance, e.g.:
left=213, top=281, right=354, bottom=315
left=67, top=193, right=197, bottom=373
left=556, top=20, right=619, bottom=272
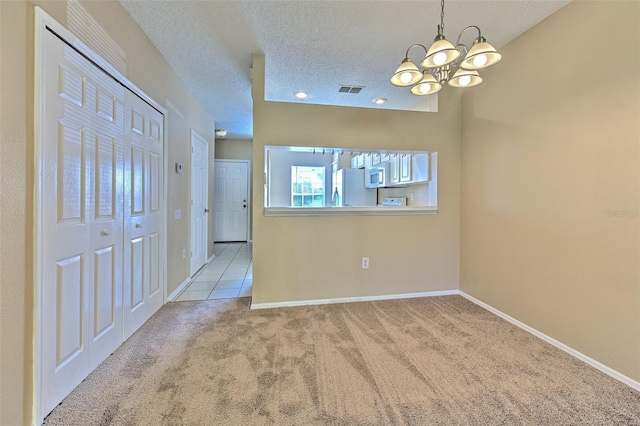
left=174, top=243, right=252, bottom=301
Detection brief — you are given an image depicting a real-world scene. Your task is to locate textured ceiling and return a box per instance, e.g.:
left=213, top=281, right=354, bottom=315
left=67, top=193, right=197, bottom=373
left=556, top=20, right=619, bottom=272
left=120, top=1, right=570, bottom=139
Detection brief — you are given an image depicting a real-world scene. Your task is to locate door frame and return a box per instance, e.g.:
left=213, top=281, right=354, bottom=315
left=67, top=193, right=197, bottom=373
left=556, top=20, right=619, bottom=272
left=190, top=129, right=209, bottom=275
left=213, top=159, right=251, bottom=242
left=33, top=8, right=169, bottom=424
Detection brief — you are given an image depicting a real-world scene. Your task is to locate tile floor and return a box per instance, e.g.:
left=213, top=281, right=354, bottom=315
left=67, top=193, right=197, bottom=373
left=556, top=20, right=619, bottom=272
left=174, top=242, right=252, bottom=302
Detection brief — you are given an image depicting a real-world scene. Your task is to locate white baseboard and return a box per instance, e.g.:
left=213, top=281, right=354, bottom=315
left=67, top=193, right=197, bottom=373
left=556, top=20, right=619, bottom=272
left=207, top=254, right=215, bottom=264
left=250, top=290, right=458, bottom=310
left=168, top=277, right=190, bottom=301
left=459, top=291, right=640, bottom=392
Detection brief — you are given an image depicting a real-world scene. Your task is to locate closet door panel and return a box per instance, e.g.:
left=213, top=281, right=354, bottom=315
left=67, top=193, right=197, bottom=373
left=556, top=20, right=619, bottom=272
left=93, top=246, right=116, bottom=337
left=123, top=93, right=164, bottom=340
left=42, top=30, right=125, bottom=414
left=149, top=232, right=161, bottom=296
left=86, top=65, right=125, bottom=373
left=54, top=254, right=85, bottom=368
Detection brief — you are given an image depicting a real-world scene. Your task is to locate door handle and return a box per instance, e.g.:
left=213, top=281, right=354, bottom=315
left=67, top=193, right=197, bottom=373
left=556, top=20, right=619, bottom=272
left=243, top=205, right=247, bottom=208
left=135, top=223, right=142, bottom=228
left=204, top=208, right=209, bottom=213
left=100, top=230, right=110, bottom=236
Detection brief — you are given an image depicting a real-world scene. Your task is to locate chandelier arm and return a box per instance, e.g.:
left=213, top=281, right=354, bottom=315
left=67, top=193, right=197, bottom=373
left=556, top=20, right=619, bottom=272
left=456, top=43, right=469, bottom=57
left=405, top=44, right=428, bottom=59
left=455, top=25, right=482, bottom=46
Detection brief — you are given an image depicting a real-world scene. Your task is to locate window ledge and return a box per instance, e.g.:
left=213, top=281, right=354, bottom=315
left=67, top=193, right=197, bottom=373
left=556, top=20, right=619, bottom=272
left=263, top=206, right=438, bottom=216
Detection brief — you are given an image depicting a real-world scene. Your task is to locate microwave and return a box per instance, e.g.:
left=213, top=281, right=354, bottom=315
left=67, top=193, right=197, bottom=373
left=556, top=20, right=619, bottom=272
left=365, top=163, right=388, bottom=188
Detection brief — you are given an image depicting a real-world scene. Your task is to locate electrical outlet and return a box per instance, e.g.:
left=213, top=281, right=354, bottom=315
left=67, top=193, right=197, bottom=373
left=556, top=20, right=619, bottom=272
left=362, top=257, right=369, bottom=269
left=182, top=248, right=186, bottom=259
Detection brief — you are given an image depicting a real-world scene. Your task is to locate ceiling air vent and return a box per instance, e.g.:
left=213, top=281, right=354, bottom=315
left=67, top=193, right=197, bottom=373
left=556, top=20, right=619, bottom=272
left=339, top=85, right=364, bottom=94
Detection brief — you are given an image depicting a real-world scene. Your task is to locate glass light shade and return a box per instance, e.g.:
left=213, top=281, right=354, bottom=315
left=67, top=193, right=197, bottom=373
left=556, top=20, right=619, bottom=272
left=421, top=39, right=460, bottom=69
left=390, top=58, right=423, bottom=87
left=410, top=72, right=442, bottom=95
left=459, top=41, right=502, bottom=70
left=448, top=69, right=482, bottom=88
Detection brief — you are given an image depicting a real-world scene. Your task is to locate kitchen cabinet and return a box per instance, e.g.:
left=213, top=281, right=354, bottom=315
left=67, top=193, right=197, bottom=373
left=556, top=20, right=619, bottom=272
left=400, top=154, right=412, bottom=183
left=387, top=153, right=430, bottom=186
left=389, top=154, right=400, bottom=185
left=371, top=152, right=381, bottom=165
left=350, top=153, right=373, bottom=169
left=364, top=153, right=372, bottom=168
left=370, top=152, right=390, bottom=165
left=351, top=153, right=365, bottom=169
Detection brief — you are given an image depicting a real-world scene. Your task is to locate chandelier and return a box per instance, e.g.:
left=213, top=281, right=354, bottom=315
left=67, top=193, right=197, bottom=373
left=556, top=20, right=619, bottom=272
left=390, top=0, right=502, bottom=95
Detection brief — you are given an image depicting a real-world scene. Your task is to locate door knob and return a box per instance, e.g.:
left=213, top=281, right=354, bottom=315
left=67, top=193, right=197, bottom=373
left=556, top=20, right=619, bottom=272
left=135, top=223, right=142, bottom=228
left=204, top=208, right=209, bottom=213
left=243, top=205, right=247, bottom=208
left=100, top=230, right=110, bottom=236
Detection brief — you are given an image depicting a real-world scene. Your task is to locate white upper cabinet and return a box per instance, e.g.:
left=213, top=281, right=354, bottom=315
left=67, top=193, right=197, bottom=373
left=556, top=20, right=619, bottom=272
left=371, top=152, right=381, bottom=165
left=389, top=154, right=400, bottom=185
left=399, top=154, right=412, bottom=183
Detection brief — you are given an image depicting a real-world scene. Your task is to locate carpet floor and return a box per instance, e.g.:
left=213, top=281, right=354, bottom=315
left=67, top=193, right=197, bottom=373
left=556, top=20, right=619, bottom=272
left=44, top=295, right=640, bottom=425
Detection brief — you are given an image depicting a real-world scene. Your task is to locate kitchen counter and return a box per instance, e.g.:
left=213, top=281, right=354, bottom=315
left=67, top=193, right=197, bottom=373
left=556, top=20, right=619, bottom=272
left=263, top=206, right=438, bottom=216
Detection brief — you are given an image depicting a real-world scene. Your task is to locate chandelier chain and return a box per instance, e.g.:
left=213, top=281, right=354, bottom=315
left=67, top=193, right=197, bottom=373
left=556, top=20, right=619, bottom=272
left=440, top=0, right=445, bottom=33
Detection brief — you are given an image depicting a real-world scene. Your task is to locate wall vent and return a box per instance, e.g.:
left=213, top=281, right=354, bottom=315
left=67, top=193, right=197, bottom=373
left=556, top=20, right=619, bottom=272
left=339, top=85, right=364, bottom=94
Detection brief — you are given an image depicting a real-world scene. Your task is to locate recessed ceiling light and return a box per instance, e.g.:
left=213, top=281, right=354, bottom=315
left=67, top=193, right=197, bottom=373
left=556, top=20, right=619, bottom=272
left=294, top=91, right=308, bottom=99
left=373, top=98, right=387, bottom=105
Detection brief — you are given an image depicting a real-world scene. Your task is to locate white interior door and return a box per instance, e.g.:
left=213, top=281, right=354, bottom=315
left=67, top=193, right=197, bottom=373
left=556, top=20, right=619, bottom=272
left=213, top=160, right=249, bottom=242
left=123, top=93, right=164, bottom=340
left=41, top=29, right=125, bottom=414
left=190, top=130, right=208, bottom=275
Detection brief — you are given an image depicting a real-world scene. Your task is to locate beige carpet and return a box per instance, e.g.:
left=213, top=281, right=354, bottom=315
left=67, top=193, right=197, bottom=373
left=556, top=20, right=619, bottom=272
left=44, top=296, right=640, bottom=425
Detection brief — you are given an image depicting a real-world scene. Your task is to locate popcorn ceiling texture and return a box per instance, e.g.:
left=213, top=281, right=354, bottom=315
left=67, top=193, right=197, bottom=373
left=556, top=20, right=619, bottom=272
left=119, top=0, right=570, bottom=138
left=44, top=296, right=640, bottom=425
